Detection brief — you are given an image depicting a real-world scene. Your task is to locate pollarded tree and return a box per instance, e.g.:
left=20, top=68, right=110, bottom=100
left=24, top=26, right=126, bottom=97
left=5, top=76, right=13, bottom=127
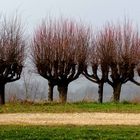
left=56, top=21, right=90, bottom=103
left=31, top=20, right=58, bottom=102
left=97, top=22, right=140, bottom=102
left=83, top=36, right=109, bottom=103
left=0, top=16, right=25, bottom=105
left=32, top=19, right=90, bottom=102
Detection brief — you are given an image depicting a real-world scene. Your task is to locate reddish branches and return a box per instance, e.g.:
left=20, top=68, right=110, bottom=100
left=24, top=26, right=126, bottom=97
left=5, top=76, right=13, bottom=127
left=32, top=19, right=90, bottom=102
left=0, top=16, right=25, bottom=104
left=97, top=22, right=140, bottom=102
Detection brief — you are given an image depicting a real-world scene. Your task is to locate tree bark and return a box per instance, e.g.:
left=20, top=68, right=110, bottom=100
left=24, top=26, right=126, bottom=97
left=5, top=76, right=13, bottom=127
left=48, top=82, right=54, bottom=102
left=98, top=82, right=104, bottom=103
left=0, top=83, right=5, bottom=105
left=113, top=82, right=122, bottom=102
left=58, top=84, right=68, bottom=103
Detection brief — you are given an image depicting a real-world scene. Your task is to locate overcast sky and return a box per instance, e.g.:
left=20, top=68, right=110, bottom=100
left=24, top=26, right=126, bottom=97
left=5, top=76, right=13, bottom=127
left=0, top=0, right=140, bottom=32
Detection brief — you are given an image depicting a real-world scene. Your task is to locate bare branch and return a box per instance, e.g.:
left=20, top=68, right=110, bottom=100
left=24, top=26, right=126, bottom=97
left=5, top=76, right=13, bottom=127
left=0, top=15, right=25, bottom=83
left=130, top=78, right=140, bottom=86
left=32, top=18, right=90, bottom=84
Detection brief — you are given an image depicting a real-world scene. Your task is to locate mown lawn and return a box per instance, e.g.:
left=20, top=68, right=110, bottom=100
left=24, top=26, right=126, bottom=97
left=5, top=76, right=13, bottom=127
left=0, top=125, right=140, bottom=140
left=0, top=102, right=140, bottom=113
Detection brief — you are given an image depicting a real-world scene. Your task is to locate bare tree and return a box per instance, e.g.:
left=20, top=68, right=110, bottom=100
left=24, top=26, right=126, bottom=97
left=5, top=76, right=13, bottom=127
left=83, top=36, right=109, bottom=103
left=32, top=19, right=90, bottom=103
left=31, top=20, right=57, bottom=102
left=96, top=22, right=140, bottom=102
left=0, top=16, right=25, bottom=105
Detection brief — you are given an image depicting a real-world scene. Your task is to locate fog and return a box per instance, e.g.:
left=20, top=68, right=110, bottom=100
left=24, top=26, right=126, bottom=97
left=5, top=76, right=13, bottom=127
left=0, top=0, right=140, bottom=102
left=5, top=71, right=140, bottom=102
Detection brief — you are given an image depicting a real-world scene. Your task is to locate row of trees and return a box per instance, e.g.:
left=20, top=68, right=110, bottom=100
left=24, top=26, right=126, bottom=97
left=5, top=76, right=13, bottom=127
left=83, top=22, right=140, bottom=103
left=0, top=16, right=140, bottom=105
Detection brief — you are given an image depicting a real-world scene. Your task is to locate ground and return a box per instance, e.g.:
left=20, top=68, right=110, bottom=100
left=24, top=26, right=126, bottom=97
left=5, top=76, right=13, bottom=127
left=0, top=112, right=140, bottom=125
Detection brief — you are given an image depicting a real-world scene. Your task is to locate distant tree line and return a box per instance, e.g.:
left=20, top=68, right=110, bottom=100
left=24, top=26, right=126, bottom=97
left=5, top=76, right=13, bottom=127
left=0, top=16, right=140, bottom=105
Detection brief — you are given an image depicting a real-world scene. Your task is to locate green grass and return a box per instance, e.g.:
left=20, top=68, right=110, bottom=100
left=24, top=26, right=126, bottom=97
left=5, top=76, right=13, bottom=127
left=0, top=102, right=140, bottom=113
left=0, top=125, right=140, bottom=140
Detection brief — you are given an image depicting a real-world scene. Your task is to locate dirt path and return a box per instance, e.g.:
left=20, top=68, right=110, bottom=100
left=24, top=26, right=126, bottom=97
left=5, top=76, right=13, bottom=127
left=0, top=113, right=140, bottom=125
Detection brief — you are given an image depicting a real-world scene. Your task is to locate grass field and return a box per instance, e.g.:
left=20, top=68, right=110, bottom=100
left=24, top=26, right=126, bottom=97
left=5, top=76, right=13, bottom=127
left=0, top=102, right=140, bottom=113
left=1, top=102, right=140, bottom=139
left=0, top=125, right=140, bottom=140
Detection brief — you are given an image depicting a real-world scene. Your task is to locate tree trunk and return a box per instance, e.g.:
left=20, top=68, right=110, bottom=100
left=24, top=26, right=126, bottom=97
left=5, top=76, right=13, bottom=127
left=98, top=82, right=104, bottom=103
left=48, top=82, right=54, bottom=102
left=0, top=83, right=5, bottom=105
left=113, top=82, right=122, bottom=102
left=58, top=84, right=68, bottom=103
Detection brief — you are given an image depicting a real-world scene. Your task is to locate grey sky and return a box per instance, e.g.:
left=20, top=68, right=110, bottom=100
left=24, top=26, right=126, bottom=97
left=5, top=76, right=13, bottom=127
left=0, top=0, right=140, bottom=31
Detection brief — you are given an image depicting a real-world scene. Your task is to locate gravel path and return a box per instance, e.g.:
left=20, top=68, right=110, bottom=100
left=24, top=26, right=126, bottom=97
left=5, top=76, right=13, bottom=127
left=0, top=113, right=140, bottom=125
